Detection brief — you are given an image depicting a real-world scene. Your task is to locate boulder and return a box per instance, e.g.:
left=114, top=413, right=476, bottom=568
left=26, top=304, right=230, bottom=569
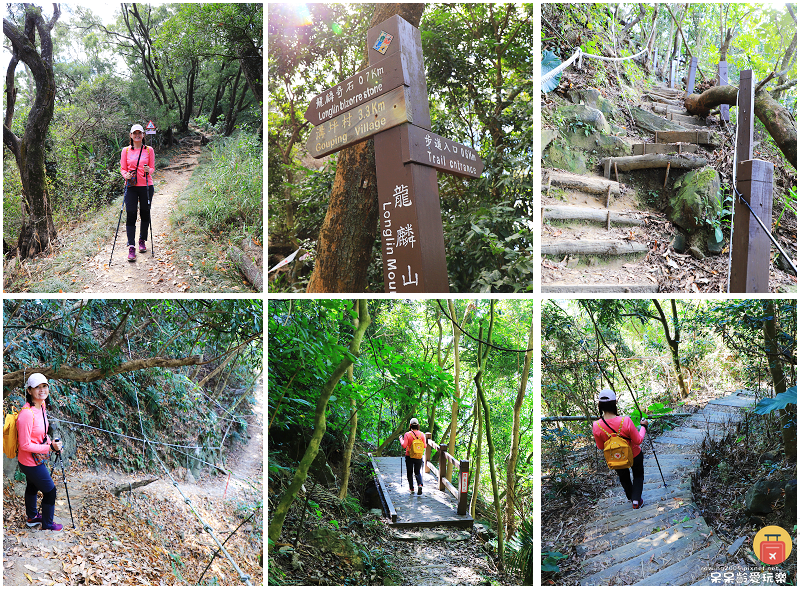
left=558, top=105, right=611, bottom=135
left=672, top=234, right=687, bottom=253
left=307, top=528, right=364, bottom=571
left=631, top=106, right=687, bottom=133
left=689, top=246, right=705, bottom=260
left=543, top=140, right=587, bottom=175
left=563, top=131, right=632, bottom=157
left=668, top=167, right=721, bottom=233
left=706, top=232, right=725, bottom=255
left=567, top=88, right=621, bottom=123
left=542, top=129, right=558, bottom=155
left=744, top=478, right=786, bottom=515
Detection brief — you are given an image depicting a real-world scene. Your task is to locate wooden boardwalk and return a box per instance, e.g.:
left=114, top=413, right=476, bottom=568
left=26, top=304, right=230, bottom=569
left=576, top=391, right=760, bottom=586
left=373, top=456, right=474, bottom=529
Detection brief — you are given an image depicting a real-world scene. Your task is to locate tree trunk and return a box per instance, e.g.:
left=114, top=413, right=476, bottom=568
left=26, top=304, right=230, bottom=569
left=469, top=393, right=483, bottom=519
left=684, top=85, right=797, bottom=168
left=338, top=303, right=361, bottom=500
left=652, top=299, right=690, bottom=399
left=446, top=300, right=472, bottom=480
left=474, top=304, right=503, bottom=571
left=505, top=317, right=532, bottom=541
left=762, top=300, right=796, bottom=460
left=306, top=3, right=426, bottom=293
left=267, top=300, right=371, bottom=543
left=3, top=5, right=61, bottom=258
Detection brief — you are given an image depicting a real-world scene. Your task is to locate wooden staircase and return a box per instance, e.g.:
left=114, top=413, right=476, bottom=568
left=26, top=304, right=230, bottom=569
left=575, top=391, right=759, bottom=586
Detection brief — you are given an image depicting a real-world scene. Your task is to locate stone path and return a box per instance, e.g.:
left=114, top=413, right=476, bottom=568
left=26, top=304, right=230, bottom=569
left=542, top=85, right=719, bottom=293
left=575, top=391, right=760, bottom=586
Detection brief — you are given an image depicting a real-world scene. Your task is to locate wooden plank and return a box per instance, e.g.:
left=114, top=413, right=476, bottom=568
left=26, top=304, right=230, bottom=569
left=541, top=239, right=649, bottom=256
left=632, top=539, right=723, bottom=586
left=542, top=206, right=645, bottom=226
left=601, top=153, right=707, bottom=172
left=399, top=124, right=483, bottom=178
left=305, top=52, right=408, bottom=125
left=718, top=61, right=730, bottom=122
left=541, top=284, right=658, bottom=293
left=586, top=504, right=696, bottom=546
left=369, top=453, right=397, bottom=522
left=666, top=112, right=708, bottom=127
left=686, top=56, right=698, bottom=94
left=654, top=130, right=716, bottom=145
left=633, top=143, right=698, bottom=155
left=306, top=86, right=411, bottom=158
left=372, top=456, right=473, bottom=529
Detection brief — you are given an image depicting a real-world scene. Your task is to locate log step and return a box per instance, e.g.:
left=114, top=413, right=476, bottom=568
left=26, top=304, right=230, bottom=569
left=646, top=103, right=692, bottom=117
left=542, top=206, right=645, bottom=226
left=632, top=539, right=724, bottom=586
left=663, top=111, right=710, bottom=128
left=654, top=130, right=717, bottom=145
left=543, top=170, right=624, bottom=196
left=541, top=283, right=658, bottom=293
left=632, top=142, right=698, bottom=155
left=602, top=153, right=707, bottom=178
left=642, top=93, right=684, bottom=106
left=541, top=239, right=649, bottom=257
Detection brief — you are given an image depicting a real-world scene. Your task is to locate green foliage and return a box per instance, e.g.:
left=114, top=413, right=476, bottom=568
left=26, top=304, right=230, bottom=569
left=177, top=131, right=262, bottom=242
left=541, top=550, right=568, bottom=572
left=752, top=386, right=797, bottom=415
left=506, top=518, right=533, bottom=583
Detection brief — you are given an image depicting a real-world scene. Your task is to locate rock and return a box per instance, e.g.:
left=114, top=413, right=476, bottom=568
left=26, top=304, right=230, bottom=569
left=728, top=535, right=747, bottom=555
left=775, top=252, right=796, bottom=274
left=558, top=104, right=611, bottom=134
left=290, top=553, right=303, bottom=569
left=575, top=544, right=589, bottom=558
left=758, top=449, right=782, bottom=463
left=566, top=256, right=579, bottom=269
left=307, top=528, right=364, bottom=571
left=543, top=140, right=587, bottom=175
left=473, top=523, right=496, bottom=541
left=562, top=130, right=631, bottom=157
left=689, top=246, right=705, bottom=260
left=568, top=88, right=621, bottom=123
left=631, top=106, right=688, bottom=133
left=744, top=479, right=786, bottom=515
left=186, top=471, right=196, bottom=485
left=368, top=509, right=383, bottom=515
left=668, top=167, right=721, bottom=232
left=706, top=232, right=725, bottom=254
left=542, top=129, right=558, bottom=155
left=278, top=545, right=294, bottom=554
left=672, top=234, right=687, bottom=253
left=175, top=467, right=187, bottom=481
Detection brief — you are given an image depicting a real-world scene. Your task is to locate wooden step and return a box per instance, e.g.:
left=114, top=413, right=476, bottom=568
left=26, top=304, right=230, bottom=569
left=602, top=153, right=707, bottom=178
left=593, top=481, right=691, bottom=510
left=632, top=106, right=688, bottom=134
left=541, top=239, right=649, bottom=257
left=656, top=436, right=703, bottom=446
left=580, top=524, right=710, bottom=584
left=543, top=170, right=624, bottom=196
left=591, top=497, right=695, bottom=529
left=585, top=503, right=698, bottom=546
left=707, top=395, right=757, bottom=410
left=542, top=206, right=645, bottom=226
left=642, top=93, right=684, bottom=106
left=541, top=283, right=659, bottom=293
left=663, top=111, right=710, bottom=128
left=632, top=142, right=698, bottom=156
left=594, top=492, right=693, bottom=519
left=654, top=130, right=717, bottom=145
left=632, top=538, right=724, bottom=586
left=647, top=103, right=691, bottom=117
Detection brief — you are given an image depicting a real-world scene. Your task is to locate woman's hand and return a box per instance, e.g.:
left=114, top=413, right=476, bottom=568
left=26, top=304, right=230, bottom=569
left=640, top=419, right=649, bottom=427
left=143, top=164, right=150, bottom=174
left=51, top=440, right=63, bottom=452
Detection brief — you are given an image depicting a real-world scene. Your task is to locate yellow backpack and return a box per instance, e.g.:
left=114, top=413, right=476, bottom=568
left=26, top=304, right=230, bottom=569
left=409, top=431, right=426, bottom=460
left=3, top=406, right=28, bottom=459
left=599, top=417, right=633, bottom=469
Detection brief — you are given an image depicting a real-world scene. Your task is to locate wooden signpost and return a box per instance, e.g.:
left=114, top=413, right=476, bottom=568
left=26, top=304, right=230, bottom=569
left=305, top=15, right=484, bottom=293
left=718, top=61, right=730, bottom=122
left=729, top=70, right=774, bottom=293
left=686, top=56, right=698, bottom=94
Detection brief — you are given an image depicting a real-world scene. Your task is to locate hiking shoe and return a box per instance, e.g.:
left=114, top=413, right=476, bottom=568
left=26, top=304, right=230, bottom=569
left=128, top=246, right=136, bottom=261
left=41, top=521, right=63, bottom=531
left=138, top=239, right=147, bottom=253
left=633, top=498, right=645, bottom=509
left=417, top=487, right=423, bottom=495
left=26, top=512, right=42, bottom=527
left=409, top=488, right=414, bottom=493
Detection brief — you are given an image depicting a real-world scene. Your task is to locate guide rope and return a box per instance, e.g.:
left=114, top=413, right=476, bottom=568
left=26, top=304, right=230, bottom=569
left=541, top=45, right=649, bottom=87
left=435, top=300, right=533, bottom=353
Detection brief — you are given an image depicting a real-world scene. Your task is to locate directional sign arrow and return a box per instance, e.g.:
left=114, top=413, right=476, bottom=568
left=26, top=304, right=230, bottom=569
left=305, top=52, right=408, bottom=126
left=399, top=124, right=483, bottom=178
left=306, top=86, right=411, bottom=159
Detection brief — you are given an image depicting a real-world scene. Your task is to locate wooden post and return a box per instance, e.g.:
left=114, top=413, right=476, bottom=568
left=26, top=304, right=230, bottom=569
left=437, top=442, right=446, bottom=492
left=718, top=61, right=730, bottom=122
left=686, top=56, right=698, bottom=94
left=424, top=431, right=432, bottom=474
left=729, top=160, right=774, bottom=293
left=456, top=459, right=469, bottom=516
left=735, top=70, right=754, bottom=165
left=670, top=59, right=677, bottom=88
left=370, top=16, right=449, bottom=293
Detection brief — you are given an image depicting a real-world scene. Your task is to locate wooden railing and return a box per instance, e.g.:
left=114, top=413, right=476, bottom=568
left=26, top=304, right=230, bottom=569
left=422, top=432, right=470, bottom=516
left=368, top=453, right=397, bottom=522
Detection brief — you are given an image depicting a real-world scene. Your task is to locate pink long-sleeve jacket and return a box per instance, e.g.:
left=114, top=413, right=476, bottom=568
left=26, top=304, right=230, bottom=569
left=592, top=415, right=646, bottom=458
left=16, top=402, right=52, bottom=467
left=120, top=145, right=155, bottom=187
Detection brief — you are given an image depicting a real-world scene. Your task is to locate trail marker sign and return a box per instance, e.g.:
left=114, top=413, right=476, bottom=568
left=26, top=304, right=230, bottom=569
left=304, top=15, right=484, bottom=293
left=145, top=120, right=156, bottom=135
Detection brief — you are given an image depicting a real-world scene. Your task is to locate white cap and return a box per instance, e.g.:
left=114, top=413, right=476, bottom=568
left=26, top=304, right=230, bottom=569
left=130, top=124, right=144, bottom=133
left=598, top=388, right=617, bottom=402
left=409, top=418, right=419, bottom=426
left=26, top=373, right=48, bottom=389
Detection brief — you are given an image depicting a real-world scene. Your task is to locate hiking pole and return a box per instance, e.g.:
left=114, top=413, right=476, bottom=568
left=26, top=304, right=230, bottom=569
left=109, top=179, right=128, bottom=266
left=146, top=171, right=155, bottom=258
left=51, top=439, right=76, bottom=528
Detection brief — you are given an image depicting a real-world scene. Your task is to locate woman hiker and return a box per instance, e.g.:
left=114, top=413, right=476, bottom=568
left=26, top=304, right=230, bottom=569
left=16, top=373, right=64, bottom=531
left=399, top=418, right=425, bottom=495
left=120, top=123, right=155, bottom=261
left=592, top=388, right=649, bottom=509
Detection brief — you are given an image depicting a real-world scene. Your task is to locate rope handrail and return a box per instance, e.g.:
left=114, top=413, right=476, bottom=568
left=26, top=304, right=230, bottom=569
left=49, top=417, right=220, bottom=450
left=541, top=45, right=649, bottom=87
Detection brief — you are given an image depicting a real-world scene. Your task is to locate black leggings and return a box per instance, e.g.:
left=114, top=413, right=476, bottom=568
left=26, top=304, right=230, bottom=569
left=405, top=456, right=423, bottom=489
left=615, top=451, right=644, bottom=502
left=125, top=185, right=154, bottom=245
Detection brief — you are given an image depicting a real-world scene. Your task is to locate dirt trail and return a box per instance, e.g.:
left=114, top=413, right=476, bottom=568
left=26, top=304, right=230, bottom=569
left=80, top=136, right=202, bottom=293
left=2, top=380, right=263, bottom=585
